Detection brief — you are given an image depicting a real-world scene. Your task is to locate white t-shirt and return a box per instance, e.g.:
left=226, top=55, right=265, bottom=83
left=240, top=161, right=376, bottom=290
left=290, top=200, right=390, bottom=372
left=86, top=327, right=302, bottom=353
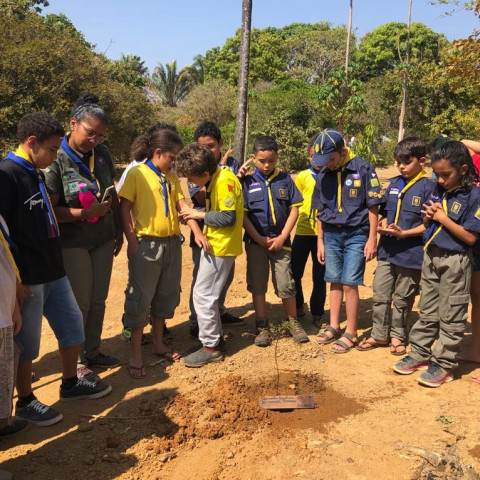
left=116, top=160, right=144, bottom=193
left=0, top=215, right=16, bottom=328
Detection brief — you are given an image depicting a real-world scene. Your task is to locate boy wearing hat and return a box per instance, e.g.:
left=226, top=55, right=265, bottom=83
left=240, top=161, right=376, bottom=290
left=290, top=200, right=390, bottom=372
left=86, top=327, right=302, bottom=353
left=312, top=128, right=383, bottom=353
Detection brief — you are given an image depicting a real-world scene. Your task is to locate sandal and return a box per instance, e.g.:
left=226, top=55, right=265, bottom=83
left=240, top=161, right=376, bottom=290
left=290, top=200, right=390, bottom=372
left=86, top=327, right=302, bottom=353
left=154, top=349, right=181, bottom=362
left=390, top=342, right=407, bottom=356
left=315, top=325, right=342, bottom=345
left=128, top=363, right=146, bottom=379
left=355, top=337, right=388, bottom=352
left=331, top=332, right=357, bottom=354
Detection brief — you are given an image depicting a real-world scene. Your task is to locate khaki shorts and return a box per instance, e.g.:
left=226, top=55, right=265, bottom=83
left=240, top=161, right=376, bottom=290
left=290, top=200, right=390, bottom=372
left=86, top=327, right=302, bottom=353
left=123, top=236, right=182, bottom=329
left=246, top=242, right=296, bottom=298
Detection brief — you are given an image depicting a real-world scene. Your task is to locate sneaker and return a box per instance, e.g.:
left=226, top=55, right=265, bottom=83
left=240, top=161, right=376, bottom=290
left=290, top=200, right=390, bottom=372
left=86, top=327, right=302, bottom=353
left=288, top=317, right=309, bottom=343
left=86, top=353, right=120, bottom=369
left=254, top=320, right=271, bottom=347
left=297, top=305, right=306, bottom=317
left=183, top=346, right=223, bottom=368
left=312, top=314, right=326, bottom=329
left=393, top=355, right=429, bottom=375
left=60, top=377, right=112, bottom=402
left=15, top=398, right=63, bottom=426
left=0, top=417, right=29, bottom=436
left=220, top=312, right=245, bottom=326
left=77, top=365, right=100, bottom=382
left=417, top=362, right=454, bottom=388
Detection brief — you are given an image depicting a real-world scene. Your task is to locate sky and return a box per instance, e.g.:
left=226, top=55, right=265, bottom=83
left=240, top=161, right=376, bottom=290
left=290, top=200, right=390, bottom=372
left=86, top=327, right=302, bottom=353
left=43, top=0, right=478, bottom=73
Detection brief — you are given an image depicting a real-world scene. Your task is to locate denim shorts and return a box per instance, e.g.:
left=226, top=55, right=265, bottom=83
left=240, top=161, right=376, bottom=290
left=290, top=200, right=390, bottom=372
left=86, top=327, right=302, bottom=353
left=16, top=276, right=85, bottom=361
left=323, top=224, right=369, bottom=285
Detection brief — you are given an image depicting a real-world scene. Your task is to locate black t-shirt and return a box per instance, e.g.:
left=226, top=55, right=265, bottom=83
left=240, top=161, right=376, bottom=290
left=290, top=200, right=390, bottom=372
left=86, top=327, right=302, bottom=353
left=0, top=159, right=65, bottom=285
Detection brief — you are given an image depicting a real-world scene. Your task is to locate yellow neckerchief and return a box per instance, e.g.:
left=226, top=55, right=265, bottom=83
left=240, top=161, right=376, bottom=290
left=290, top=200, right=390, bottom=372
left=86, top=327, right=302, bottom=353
left=393, top=170, right=428, bottom=224
left=332, top=147, right=356, bottom=213
left=0, top=227, right=20, bottom=282
left=263, top=168, right=281, bottom=226
left=423, top=184, right=460, bottom=251
left=203, top=166, right=223, bottom=235
left=14, top=146, right=60, bottom=236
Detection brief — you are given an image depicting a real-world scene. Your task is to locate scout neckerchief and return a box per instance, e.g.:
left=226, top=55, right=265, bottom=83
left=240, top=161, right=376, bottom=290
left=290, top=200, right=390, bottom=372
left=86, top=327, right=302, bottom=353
left=330, top=148, right=356, bottom=214
left=5, top=147, right=59, bottom=238
left=145, top=159, right=171, bottom=218
left=424, top=184, right=460, bottom=250
left=203, top=166, right=223, bottom=234
left=254, top=168, right=281, bottom=226
left=308, top=166, right=319, bottom=223
left=60, top=135, right=99, bottom=194
left=0, top=221, right=20, bottom=282
left=387, top=170, right=427, bottom=225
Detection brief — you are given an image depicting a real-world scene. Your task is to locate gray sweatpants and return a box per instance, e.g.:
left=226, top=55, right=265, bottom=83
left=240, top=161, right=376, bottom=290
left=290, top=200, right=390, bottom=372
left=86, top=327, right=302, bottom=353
left=193, top=251, right=236, bottom=348
left=409, top=247, right=471, bottom=370
left=371, top=260, right=421, bottom=342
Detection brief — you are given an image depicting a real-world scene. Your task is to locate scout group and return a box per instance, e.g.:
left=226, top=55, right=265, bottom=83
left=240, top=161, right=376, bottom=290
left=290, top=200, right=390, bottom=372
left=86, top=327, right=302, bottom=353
left=1, top=94, right=480, bottom=437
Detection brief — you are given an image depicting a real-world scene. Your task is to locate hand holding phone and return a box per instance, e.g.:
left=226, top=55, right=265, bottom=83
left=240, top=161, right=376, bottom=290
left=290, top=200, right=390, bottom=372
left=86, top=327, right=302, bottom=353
left=101, top=185, right=115, bottom=202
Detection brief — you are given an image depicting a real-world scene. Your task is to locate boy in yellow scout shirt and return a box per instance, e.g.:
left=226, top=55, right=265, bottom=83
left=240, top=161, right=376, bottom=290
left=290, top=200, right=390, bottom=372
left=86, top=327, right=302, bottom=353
left=291, top=136, right=326, bottom=329
left=177, top=144, right=243, bottom=367
left=119, top=130, right=208, bottom=379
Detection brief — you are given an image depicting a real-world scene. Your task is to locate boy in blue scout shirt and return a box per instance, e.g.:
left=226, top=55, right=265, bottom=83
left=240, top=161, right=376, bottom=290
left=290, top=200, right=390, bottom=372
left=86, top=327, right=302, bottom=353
left=243, top=135, right=309, bottom=347
left=394, top=141, right=480, bottom=387
left=356, top=137, right=434, bottom=355
left=186, top=122, right=243, bottom=339
left=312, top=128, right=383, bottom=353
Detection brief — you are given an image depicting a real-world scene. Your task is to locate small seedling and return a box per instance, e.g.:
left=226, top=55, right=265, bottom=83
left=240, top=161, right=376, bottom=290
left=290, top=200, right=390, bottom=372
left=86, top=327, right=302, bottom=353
left=436, top=415, right=453, bottom=424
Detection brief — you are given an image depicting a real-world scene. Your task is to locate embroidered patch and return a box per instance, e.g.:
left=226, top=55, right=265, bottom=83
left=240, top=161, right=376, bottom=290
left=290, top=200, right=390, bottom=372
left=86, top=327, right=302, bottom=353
left=451, top=201, right=462, bottom=214
left=315, top=143, right=320, bottom=153
left=352, top=173, right=360, bottom=179
left=370, top=178, right=379, bottom=188
left=97, top=156, right=105, bottom=165
left=475, top=207, right=480, bottom=220
left=354, top=180, right=361, bottom=187
left=412, top=196, right=421, bottom=207
left=248, top=187, right=262, bottom=193
left=390, top=188, right=399, bottom=195
left=228, top=184, right=234, bottom=191
left=345, top=179, right=353, bottom=186
left=278, top=188, right=287, bottom=198
left=68, top=181, right=80, bottom=194
left=224, top=194, right=236, bottom=208
left=368, top=191, right=383, bottom=198
left=349, top=189, right=358, bottom=198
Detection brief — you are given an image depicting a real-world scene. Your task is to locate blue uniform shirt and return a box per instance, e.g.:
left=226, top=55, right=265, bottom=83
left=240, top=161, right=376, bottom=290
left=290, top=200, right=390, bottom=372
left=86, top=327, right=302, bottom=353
left=425, top=185, right=480, bottom=253
left=312, top=155, right=383, bottom=227
left=187, top=156, right=240, bottom=247
left=243, top=170, right=303, bottom=248
left=378, top=175, right=434, bottom=270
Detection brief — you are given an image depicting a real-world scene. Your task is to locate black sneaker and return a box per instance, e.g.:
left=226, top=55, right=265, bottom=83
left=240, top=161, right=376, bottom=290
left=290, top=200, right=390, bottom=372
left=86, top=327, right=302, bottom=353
left=15, top=398, right=63, bottom=427
left=77, top=365, right=100, bottom=382
left=60, top=377, right=112, bottom=402
left=221, top=312, right=245, bottom=326
left=86, top=353, right=120, bottom=369
left=0, top=417, right=29, bottom=436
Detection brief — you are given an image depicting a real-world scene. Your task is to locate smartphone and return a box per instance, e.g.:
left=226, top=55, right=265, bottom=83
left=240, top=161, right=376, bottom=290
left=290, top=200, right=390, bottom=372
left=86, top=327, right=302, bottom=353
left=101, top=185, right=115, bottom=202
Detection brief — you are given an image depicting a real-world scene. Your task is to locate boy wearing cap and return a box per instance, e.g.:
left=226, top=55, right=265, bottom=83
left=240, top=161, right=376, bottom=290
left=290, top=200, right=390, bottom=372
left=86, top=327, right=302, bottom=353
left=312, top=128, right=383, bottom=353
left=243, top=135, right=308, bottom=347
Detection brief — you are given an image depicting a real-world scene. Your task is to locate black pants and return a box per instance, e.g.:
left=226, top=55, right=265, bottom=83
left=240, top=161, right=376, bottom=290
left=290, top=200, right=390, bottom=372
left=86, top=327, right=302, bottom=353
left=291, top=235, right=326, bottom=316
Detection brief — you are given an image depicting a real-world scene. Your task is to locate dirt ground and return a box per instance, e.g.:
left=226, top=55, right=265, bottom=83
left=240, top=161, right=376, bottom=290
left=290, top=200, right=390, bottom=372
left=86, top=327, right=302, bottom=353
left=2, top=165, right=480, bottom=480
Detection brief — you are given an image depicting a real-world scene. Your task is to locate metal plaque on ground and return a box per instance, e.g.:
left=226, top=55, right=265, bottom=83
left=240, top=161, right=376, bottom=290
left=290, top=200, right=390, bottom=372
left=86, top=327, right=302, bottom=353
left=259, top=395, right=315, bottom=410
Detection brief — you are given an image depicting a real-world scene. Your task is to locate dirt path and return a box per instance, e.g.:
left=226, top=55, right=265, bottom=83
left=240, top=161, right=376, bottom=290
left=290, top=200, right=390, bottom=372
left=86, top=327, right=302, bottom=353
left=2, top=166, right=480, bottom=480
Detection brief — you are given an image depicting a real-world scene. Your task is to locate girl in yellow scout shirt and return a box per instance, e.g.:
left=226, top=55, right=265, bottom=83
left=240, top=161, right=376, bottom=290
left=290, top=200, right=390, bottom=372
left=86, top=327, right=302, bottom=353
left=119, top=130, right=209, bottom=379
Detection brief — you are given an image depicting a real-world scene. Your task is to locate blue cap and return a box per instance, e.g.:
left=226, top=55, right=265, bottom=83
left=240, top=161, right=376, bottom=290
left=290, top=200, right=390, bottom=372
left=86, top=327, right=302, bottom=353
left=311, top=128, right=345, bottom=167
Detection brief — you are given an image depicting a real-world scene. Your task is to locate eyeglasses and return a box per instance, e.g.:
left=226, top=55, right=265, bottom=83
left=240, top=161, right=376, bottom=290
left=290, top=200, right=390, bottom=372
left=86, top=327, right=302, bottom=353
left=79, top=123, right=105, bottom=142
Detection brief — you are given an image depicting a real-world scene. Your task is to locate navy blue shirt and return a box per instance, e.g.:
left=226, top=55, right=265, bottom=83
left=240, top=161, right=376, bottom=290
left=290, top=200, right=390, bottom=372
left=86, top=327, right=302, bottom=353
left=425, top=185, right=480, bottom=253
left=243, top=170, right=303, bottom=248
left=378, top=175, right=434, bottom=270
left=312, top=155, right=383, bottom=227
left=187, top=156, right=240, bottom=247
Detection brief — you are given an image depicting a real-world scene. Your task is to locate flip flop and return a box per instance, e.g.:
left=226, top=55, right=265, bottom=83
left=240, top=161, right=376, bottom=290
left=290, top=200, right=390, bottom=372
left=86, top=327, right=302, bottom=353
left=331, top=332, right=357, bottom=354
left=128, top=364, right=146, bottom=379
left=355, top=338, right=388, bottom=352
left=315, top=326, right=342, bottom=345
left=390, top=342, right=407, bottom=356
left=154, top=349, right=181, bottom=362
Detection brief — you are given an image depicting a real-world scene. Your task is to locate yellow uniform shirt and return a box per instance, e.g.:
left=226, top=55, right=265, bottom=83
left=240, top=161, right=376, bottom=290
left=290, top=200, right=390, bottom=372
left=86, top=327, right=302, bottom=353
left=295, top=169, right=318, bottom=236
left=119, top=164, right=183, bottom=237
left=205, top=166, right=243, bottom=257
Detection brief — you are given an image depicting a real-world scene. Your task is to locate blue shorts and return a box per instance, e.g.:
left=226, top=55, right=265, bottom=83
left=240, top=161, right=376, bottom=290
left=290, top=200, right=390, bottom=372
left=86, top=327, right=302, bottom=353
left=323, top=224, right=369, bottom=286
left=16, top=276, right=85, bottom=361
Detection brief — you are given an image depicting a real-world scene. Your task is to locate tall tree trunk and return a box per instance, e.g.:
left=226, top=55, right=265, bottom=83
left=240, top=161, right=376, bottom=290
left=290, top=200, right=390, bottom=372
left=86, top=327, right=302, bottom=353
left=398, top=0, right=412, bottom=142
left=234, top=0, right=252, bottom=164
left=345, top=0, right=353, bottom=82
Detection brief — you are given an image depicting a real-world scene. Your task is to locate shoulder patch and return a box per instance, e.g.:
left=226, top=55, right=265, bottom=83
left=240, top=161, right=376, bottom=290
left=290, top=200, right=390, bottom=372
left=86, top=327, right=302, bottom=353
left=412, top=196, right=421, bottom=207
left=353, top=179, right=361, bottom=187
left=278, top=188, right=287, bottom=198
left=224, top=193, right=236, bottom=208
left=475, top=207, right=480, bottom=220
left=370, top=178, right=379, bottom=188
left=349, top=188, right=358, bottom=198
left=451, top=201, right=462, bottom=215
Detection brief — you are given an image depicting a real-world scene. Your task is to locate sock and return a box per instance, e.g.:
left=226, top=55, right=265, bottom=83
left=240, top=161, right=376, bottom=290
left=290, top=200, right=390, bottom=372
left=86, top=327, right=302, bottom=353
left=203, top=346, right=217, bottom=353
left=17, top=392, right=35, bottom=407
left=61, top=375, right=78, bottom=389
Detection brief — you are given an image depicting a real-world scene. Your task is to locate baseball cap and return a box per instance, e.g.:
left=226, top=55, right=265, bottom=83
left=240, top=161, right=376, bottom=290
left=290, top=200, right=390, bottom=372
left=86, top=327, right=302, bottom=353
left=311, top=128, right=346, bottom=167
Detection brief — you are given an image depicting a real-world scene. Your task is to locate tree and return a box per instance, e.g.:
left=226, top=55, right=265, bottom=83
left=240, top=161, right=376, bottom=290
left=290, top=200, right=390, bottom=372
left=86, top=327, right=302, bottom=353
left=110, top=53, right=148, bottom=89
left=234, top=0, right=252, bottom=164
left=0, top=0, right=48, bottom=17
left=398, top=0, right=413, bottom=141
left=150, top=60, right=196, bottom=107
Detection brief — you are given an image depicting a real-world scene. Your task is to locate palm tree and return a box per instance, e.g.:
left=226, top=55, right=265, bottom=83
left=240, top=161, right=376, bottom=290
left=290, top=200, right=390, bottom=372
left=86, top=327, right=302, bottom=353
left=150, top=60, right=195, bottom=107
left=119, top=53, right=148, bottom=78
